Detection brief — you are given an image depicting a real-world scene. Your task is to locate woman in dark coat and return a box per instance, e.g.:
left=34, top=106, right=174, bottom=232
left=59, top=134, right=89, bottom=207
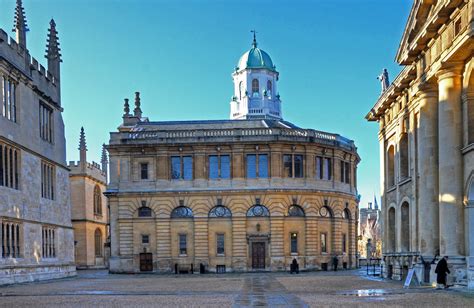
left=435, top=256, right=450, bottom=288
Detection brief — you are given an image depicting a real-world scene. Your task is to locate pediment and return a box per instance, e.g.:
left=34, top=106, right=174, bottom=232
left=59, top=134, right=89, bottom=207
left=396, top=0, right=438, bottom=64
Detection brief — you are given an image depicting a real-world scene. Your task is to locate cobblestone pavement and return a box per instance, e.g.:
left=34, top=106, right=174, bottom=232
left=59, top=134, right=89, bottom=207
left=0, top=270, right=473, bottom=307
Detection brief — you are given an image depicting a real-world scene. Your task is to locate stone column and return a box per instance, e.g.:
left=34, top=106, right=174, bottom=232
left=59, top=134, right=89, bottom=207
left=416, top=84, right=439, bottom=256
left=437, top=64, right=465, bottom=256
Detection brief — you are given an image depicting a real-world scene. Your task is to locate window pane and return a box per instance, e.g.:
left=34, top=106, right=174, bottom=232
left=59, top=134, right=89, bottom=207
left=345, top=162, right=351, bottom=184
left=140, top=163, right=148, bottom=180
left=316, top=157, right=321, bottom=179
left=283, top=155, right=292, bottom=177
left=220, top=155, right=230, bottom=179
left=326, top=158, right=332, bottom=180
left=209, top=155, right=219, bottom=179
left=291, top=233, right=297, bottom=254
left=142, top=235, right=149, bottom=244
left=321, top=233, right=327, bottom=253
left=342, top=234, right=347, bottom=253
left=183, top=156, right=193, bottom=180
left=171, top=156, right=181, bottom=179
left=247, top=154, right=256, bottom=178
left=179, top=234, right=187, bottom=254
left=217, top=234, right=225, bottom=255
left=258, top=154, right=268, bottom=178
left=294, top=155, right=303, bottom=178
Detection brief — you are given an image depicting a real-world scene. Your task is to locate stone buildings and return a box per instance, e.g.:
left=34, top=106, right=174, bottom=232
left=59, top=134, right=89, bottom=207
left=366, top=0, right=474, bottom=287
left=0, top=1, right=75, bottom=284
left=69, top=128, right=109, bottom=269
left=106, top=36, right=360, bottom=273
left=358, top=198, right=382, bottom=259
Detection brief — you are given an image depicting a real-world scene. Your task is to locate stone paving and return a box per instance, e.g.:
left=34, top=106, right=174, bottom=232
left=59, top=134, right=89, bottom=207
left=0, top=269, right=473, bottom=307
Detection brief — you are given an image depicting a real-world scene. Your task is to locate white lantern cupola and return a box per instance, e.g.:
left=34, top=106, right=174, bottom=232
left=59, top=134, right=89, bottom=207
left=230, top=32, right=282, bottom=120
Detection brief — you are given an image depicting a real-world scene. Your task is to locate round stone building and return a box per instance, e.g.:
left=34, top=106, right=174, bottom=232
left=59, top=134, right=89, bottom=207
left=106, top=37, right=360, bottom=273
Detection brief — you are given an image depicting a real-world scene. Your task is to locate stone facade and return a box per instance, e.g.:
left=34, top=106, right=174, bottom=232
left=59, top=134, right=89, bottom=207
left=366, top=0, right=474, bottom=287
left=358, top=200, right=382, bottom=259
left=69, top=128, right=109, bottom=269
left=106, top=39, right=360, bottom=274
left=0, top=1, right=75, bottom=284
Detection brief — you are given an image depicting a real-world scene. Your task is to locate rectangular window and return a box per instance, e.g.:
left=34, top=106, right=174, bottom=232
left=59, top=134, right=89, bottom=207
left=142, top=234, right=149, bottom=244
left=340, top=161, right=351, bottom=184
left=290, top=232, right=298, bottom=254
left=209, top=155, right=230, bottom=179
left=179, top=234, right=187, bottom=255
left=321, top=233, right=327, bottom=253
left=246, top=154, right=268, bottom=178
left=2, top=222, right=20, bottom=258
left=140, top=163, right=148, bottom=180
left=283, top=154, right=304, bottom=178
left=0, top=142, right=19, bottom=190
left=39, top=102, right=53, bottom=143
left=41, top=227, right=55, bottom=258
left=216, top=233, right=225, bottom=255
left=342, top=233, right=347, bottom=254
left=1, top=76, right=16, bottom=122
left=41, top=161, right=55, bottom=199
left=171, top=156, right=193, bottom=180
left=316, top=157, right=332, bottom=180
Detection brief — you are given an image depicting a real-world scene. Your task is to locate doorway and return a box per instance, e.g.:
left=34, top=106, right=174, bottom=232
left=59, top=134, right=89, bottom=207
left=139, top=253, right=153, bottom=272
left=251, top=242, right=265, bottom=269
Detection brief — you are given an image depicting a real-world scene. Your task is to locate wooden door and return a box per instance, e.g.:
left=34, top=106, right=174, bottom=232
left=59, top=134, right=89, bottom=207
left=139, top=253, right=153, bottom=272
left=252, top=242, right=265, bottom=269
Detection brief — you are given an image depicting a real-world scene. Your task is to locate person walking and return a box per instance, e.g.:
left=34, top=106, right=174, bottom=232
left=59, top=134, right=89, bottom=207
left=435, top=256, right=450, bottom=289
left=333, top=255, right=339, bottom=272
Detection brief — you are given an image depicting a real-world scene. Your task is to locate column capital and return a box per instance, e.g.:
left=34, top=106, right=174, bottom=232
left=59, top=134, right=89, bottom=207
left=415, top=81, right=438, bottom=98
left=436, top=62, right=464, bottom=80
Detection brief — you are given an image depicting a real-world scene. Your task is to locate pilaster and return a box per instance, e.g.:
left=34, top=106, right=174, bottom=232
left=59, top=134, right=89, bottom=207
left=156, top=218, right=171, bottom=271
left=193, top=217, right=209, bottom=266
left=231, top=217, right=246, bottom=271
left=270, top=216, right=284, bottom=270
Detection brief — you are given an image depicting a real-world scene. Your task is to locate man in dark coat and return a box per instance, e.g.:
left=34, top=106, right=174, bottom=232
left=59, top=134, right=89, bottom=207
left=435, top=256, right=450, bottom=289
left=333, top=255, right=339, bottom=271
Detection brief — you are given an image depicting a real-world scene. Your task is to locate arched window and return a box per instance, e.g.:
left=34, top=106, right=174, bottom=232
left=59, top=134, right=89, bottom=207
left=93, top=185, right=102, bottom=215
left=239, top=81, right=243, bottom=100
left=138, top=206, right=152, bottom=217
left=343, top=208, right=351, bottom=220
left=288, top=205, right=305, bottom=217
left=387, top=145, right=395, bottom=187
left=171, top=206, right=193, bottom=218
left=247, top=204, right=270, bottom=217
left=319, top=205, right=333, bottom=218
left=399, top=134, right=409, bottom=180
left=252, top=79, right=259, bottom=96
left=94, top=229, right=102, bottom=257
left=388, top=207, right=396, bottom=252
left=266, top=80, right=272, bottom=97
left=401, top=202, right=409, bottom=251
left=209, top=205, right=232, bottom=218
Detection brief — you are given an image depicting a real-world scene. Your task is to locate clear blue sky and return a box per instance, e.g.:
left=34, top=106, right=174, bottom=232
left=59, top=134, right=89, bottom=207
left=0, top=0, right=412, bottom=208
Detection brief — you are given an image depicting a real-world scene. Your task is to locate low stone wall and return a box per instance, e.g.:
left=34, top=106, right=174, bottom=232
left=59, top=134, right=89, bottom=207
left=0, top=264, right=76, bottom=285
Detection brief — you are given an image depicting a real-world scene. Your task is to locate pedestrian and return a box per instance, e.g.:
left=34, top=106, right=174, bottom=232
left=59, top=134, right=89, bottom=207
left=333, top=255, right=339, bottom=271
left=291, top=258, right=299, bottom=274
left=435, top=256, right=450, bottom=289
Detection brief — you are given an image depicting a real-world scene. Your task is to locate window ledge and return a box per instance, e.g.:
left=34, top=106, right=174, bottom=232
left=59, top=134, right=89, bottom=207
left=216, top=254, right=225, bottom=257
left=462, top=143, right=474, bottom=154
left=179, top=254, right=188, bottom=257
left=398, top=177, right=411, bottom=186
left=386, top=185, right=397, bottom=193
left=290, top=253, right=298, bottom=256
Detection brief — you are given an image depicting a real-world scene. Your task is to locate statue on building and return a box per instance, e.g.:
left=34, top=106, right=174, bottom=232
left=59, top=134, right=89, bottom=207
left=377, top=68, right=390, bottom=93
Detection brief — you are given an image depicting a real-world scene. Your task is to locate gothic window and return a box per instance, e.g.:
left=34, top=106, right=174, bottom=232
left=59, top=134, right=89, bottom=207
left=320, top=233, right=327, bottom=253
left=171, top=156, right=193, bottom=180
left=39, top=102, right=54, bottom=143
left=247, top=204, right=270, bottom=217
left=140, top=162, right=149, bottom=180
left=388, top=207, right=396, bottom=252
left=288, top=205, right=305, bottom=217
left=42, top=227, right=55, bottom=258
left=209, top=206, right=232, bottom=218
left=0, top=142, right=19, bottom=190
left=401, top=202, right=409, bottom=251
left=94, top=229, right=102, bottom=257
left=93, top=185, right=102, bottom=215
left=399, top=134, right=409, bottom=180
left=41, top=161, right=55, bottom=200
left=266, top=80, right=272, bottom=97
left=387, top=145, right=395, bottom=187
left=283, top=154, right=304, bottom=178
left=290, top=232, right=298, bottom=254
left=246, top=154, right=268, bottom=178
left=252, top=79, right=259, bottom=96
left=171, top=206, right=193, bottom=218
left=138, top=206, right=152, bottom=217
left=216, top=233, right=225, bottom=255
left=209, top=155, right=230, bottom=179
left=1, top=76, right=16, bottom=122
left=2, top=222, right=20, bottom=258
left=316, top=156, right=332, bottom=180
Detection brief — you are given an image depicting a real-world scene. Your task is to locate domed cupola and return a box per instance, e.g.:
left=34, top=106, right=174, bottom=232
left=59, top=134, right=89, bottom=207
left=230, top=32, right=282, bottom=120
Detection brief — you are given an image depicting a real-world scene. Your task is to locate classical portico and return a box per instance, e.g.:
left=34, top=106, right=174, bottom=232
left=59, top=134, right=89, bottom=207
left=366, top=0, right=474, bottom=287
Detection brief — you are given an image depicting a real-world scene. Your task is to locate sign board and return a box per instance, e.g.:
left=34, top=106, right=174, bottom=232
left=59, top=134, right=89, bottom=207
left=404, top=268, right=419, bottom=288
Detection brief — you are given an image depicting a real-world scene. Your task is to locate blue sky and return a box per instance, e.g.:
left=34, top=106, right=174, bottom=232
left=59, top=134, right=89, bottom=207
left=0, top=0, right=412, bottom=208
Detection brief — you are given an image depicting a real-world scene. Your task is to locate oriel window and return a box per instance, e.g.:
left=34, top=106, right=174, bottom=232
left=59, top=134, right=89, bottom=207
left=209, top=155, right=230, bottom=179
left=171, top=156, right=193, bottom=180
left=283, top=154, right=304, bottom=178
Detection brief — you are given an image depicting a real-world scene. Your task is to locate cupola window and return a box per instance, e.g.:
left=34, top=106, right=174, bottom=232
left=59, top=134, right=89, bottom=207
left=266, top=80, right=272, bottom=97
left=239, top=81, right=243, bottom=100
left=252, top=79, right=259, bottom=97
